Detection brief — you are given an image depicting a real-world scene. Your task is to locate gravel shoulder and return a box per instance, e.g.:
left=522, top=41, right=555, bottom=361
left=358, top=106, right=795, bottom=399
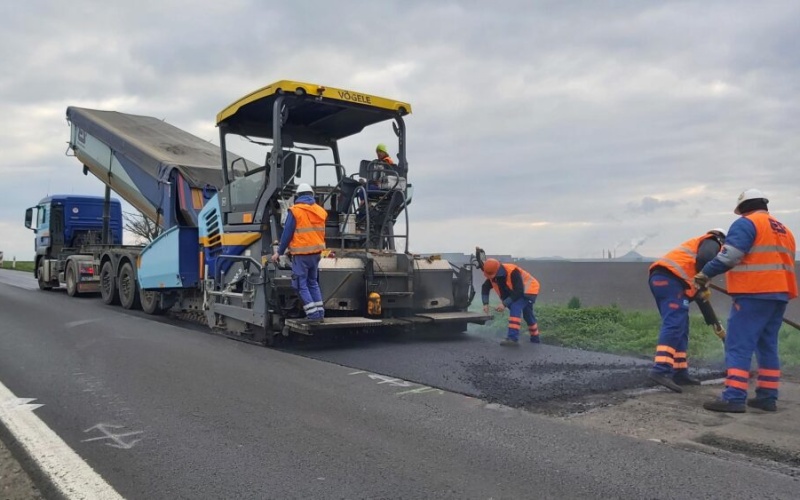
left=0, top=436, right=42, bottom=500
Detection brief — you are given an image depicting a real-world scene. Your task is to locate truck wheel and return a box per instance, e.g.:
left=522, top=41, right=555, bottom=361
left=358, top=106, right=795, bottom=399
left=140, top=289, right=164, bottom=315
left=118, top=262, right=141, bottom=310
left=37, top=262, right=52, bottom=291
left=100, top=261, right=120, bottom=305
left=65, top=264, right=79, bottom=297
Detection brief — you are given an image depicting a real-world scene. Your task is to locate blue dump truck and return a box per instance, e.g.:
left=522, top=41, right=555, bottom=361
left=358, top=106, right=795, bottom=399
left=25, top=80, right=489, bottom=345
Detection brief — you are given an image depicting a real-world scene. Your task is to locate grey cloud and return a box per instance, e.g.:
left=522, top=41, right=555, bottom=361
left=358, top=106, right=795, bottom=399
left=1, top=1, right=800, bottom=260
left=626, top=197, right=683, bottom=214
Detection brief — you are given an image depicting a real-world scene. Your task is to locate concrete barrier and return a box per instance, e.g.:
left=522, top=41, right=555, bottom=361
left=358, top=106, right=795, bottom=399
left=474, top=260, right=800, bottom=321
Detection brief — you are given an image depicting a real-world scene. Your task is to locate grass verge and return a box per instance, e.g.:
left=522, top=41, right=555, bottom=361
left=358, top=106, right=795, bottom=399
left=1, top=261, right=35, bottom=272
left=470, top=302, right=800, bottom=368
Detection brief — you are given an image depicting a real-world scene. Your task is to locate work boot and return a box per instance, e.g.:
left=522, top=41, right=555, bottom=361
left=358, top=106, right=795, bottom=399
left=648, top=372, right=682, bottom=393
left=530, top=335, right=540, bottom=344
left=747, top=398, right=777, bottom=412
left=703, top=398, right=746, bottom=413
left=500, top=338, right=519, bottom=347
left=673, top=373, right=701, bottom=386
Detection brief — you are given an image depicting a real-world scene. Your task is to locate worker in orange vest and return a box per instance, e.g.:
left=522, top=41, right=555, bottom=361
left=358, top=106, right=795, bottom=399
left=481, top=259, right=541, bottom=346
left=696, top=189, right=797, bottom=413
left=647, top=228, right=726, bottom=393
left=272, top=183, right=329, bottom=322
left=375, top=143, right=395, bottom=165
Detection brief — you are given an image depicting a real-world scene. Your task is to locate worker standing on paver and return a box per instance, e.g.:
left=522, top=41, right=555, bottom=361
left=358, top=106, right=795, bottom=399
left=481, top=259, right=541, bottom=346
left=695, top=189, right=797, bottom=413
left=647, top=228, right=727, bottom=392
left=272, top=183, right=328, bottom=322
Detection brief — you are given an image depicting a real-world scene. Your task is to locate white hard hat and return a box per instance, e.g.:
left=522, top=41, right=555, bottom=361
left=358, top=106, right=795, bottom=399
left=734, top=188, right=768, bottom=214
left=708, top=227, right=727, bottom=239
left=296, top=183, right=314, bottom=195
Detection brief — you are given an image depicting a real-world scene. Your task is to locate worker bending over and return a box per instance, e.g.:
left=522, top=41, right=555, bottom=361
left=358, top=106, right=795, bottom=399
left=481, top=259, right=541, bottom=346
left=647, top=228, right=726, bottom=393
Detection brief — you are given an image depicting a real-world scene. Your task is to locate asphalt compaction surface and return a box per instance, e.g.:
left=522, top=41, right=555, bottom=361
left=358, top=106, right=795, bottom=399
left=286, top=333, right=653, bottom=410
left=1, top=269, right=798, bottom=499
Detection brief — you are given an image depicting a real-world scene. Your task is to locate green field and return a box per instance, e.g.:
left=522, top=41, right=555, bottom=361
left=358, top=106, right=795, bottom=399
left=1, top=261, right=35, bottom=272
left=470, top=301, right=800, bottom=368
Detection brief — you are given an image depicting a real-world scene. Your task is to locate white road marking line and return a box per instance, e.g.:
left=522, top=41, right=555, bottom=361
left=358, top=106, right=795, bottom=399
left=395, top=386, right=444, bottom=396
left=0, top=379, right=123, bottom=499
left=366, top=374, right=414, bottom=387
left=65, top=319, right=101, bottom=329
left=2, top=397, right=44, bottom=411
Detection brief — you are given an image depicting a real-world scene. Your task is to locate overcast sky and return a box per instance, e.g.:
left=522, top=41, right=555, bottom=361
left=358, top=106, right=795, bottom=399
left=1, top=0, right=799, bottom=261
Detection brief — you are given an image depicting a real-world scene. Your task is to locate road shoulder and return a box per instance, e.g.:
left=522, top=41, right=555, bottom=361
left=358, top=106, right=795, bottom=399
left=0, top=435, right=43, bottom=500
left=564, top=378, right=800, bottom=474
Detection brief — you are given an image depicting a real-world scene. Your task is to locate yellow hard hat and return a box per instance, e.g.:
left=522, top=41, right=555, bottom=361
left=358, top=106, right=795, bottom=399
left=376, top=143, right=388, bottom=153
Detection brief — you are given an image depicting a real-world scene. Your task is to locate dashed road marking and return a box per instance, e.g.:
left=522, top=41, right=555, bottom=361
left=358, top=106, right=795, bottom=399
left=65, top=319, right=102, bottom=329
left=395, top=386, right=445, bottom=396
left=349, top=370, right=444, bottom=397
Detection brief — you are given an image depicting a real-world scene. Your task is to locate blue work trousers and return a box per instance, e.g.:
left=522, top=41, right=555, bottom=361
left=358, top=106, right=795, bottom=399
left=506, top=295, right=538, bottom=341
left=291, top=253, right=324, bottom=319
left=650, top=274, right=690, bottom=376
left=722, top=298, right=785, bottom=403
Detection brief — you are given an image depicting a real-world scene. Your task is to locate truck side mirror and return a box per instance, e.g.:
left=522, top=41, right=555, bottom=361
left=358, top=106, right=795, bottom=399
left=24, top=207, right=34, bottom=229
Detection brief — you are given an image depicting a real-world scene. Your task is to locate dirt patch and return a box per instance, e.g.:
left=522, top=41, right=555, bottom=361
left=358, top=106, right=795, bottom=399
left=562, top=379, right=800, bottom=474
left=0, top=437, right=43, bottom=500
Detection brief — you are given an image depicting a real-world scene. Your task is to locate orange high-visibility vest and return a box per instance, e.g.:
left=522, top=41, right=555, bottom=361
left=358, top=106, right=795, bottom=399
left=649, top=234, right=716, bottom=298
left=727, top=212, right=797, bottom=299
left=491, top=263, right=540, bottom=298
left=288, top=203, right=328, bottom=255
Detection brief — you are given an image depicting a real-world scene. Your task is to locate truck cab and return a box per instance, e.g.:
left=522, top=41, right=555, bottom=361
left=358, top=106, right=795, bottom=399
left=25, top=195, right=123, bottom=289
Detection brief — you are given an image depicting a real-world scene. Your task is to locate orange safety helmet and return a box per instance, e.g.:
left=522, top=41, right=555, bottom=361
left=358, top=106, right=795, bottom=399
left=482, top=258, right=501, bottom=278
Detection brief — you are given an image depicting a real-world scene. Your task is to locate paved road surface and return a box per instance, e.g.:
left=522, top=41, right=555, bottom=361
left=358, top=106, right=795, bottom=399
left=288, top=331, right=656, bottom=410
left=0, top=269, right=797, bottom=499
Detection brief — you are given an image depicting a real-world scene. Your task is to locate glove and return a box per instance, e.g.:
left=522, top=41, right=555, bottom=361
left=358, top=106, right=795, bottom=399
left=694, top=272, right=710, bottom=288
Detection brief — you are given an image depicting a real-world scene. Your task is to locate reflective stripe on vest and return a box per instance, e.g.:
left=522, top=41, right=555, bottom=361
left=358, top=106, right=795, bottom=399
left=727, top=212, right=797, bottom=298
left=649, top=234, right=713, bottom=298
left=491, top=263, right=540, bottom=298
left=288, top=203, right=328, bottom=255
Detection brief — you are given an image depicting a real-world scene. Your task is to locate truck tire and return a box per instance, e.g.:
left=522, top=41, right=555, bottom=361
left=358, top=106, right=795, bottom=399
left=65, top=263, right=79, bottom=297
left=100, top=261, right=120, bottom=305
left=140, top=289, right=164, bottom=315
left=118, top=262, right=141, bottom=310
left=37, top=262, right=53, bottom=291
